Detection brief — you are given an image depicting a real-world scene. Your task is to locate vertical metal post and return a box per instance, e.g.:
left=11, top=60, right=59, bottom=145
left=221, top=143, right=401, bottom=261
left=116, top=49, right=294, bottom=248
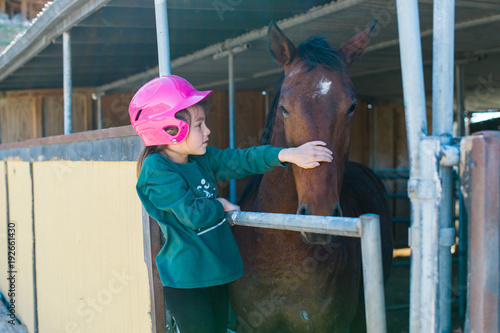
left=63, top=31, right=72, bottom=135
left=396, top=2, right=428, bottom=332
left=371, top=106, right=377, bottom=170
left=96, top=93, right=103, bottom=130
left=154, top=0, right=171, bottom=76
left=228, top=52, right=236, bottom=203
left=455, top=64, right=466, bottom=137
left=396, top=0, right=428, bottom=173
left=454, top=64, right=468, bottom=323
left=432, top=2, right=456, bottom=332
left=418, top=137, right=442, bottom=332
left=264, top=90, right=269, bottom=116
left=360, top=214, right=387, bottom=333
left=433, top=0, right=455, bottom=140
left=457, top=176, right=468, bottom=322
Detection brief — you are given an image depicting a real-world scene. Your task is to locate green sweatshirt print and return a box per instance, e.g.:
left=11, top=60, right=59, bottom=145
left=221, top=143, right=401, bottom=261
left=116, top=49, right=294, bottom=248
left=136, top=145, right=286, bottom=288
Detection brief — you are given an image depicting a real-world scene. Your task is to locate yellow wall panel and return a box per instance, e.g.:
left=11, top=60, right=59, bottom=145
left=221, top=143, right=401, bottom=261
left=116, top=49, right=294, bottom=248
left=0, top=162, right=8, bottom=297
left=6, top=161, right=36, bottom=332
left=33, top=161, right=151, bottom=333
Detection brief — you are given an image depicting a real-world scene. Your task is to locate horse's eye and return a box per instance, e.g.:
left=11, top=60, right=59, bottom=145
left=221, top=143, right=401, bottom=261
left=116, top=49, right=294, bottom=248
left=280, top=105, right=290, bottom=115
left=348, top=102, right=358, bottom=114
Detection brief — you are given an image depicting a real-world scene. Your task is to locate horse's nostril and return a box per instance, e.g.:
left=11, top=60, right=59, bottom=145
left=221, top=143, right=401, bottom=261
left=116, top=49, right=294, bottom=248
left=298, top=205, right=307, bottom=215
left=333, top=205, right=343, bottom=217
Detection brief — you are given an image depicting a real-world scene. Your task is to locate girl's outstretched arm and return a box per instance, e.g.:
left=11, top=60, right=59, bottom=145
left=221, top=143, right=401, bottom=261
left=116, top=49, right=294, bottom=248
left=278, top=141, right=333, bottom=169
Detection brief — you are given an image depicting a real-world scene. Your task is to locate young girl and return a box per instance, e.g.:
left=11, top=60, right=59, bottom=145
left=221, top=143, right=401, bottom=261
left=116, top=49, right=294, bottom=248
left=130, top=75, right=332, bottom=333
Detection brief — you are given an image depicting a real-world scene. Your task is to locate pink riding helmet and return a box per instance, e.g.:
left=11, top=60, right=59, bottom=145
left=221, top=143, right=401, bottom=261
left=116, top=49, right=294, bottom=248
left=129, top=75, right=212, bottom=146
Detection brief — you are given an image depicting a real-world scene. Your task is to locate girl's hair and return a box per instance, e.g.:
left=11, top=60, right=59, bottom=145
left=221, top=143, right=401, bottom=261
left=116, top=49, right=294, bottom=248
left=136, top=108, right=191, bottom=177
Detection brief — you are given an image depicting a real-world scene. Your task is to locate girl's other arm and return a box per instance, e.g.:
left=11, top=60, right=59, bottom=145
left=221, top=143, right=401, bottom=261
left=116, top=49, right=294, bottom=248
left=142, top=170, right=226, bottom=230
left=216, top=197, right=240, bottom=212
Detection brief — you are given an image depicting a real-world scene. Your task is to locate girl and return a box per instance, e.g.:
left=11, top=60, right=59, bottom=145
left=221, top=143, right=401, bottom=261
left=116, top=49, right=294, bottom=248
left=130, top=75, right=332, bottom=333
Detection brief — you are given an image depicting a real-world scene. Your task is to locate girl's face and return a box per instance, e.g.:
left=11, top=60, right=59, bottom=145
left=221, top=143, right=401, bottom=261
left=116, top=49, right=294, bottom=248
left=164, top=104, right=210, bottom=163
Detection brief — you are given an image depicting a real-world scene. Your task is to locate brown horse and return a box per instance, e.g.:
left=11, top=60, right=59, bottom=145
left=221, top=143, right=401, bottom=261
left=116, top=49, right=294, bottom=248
left=229, top=21, right=393, bottom=332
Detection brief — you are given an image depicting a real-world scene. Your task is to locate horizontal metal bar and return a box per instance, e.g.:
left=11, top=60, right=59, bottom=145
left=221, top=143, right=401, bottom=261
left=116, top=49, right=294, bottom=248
left=226, top=211, right=361, bottom=238
left=212, top=43, right=251, bottom=60
left=392, top=256, right=460, bottom=267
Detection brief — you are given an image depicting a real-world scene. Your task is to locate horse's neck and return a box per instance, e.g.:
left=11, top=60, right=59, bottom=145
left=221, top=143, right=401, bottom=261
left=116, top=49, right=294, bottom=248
left=253, top=120, right=299, bottom=214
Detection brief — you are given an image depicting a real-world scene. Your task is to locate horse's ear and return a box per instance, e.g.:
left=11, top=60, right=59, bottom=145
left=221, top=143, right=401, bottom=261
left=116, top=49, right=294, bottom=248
left=339, top=20, right=377, bottom=68
left=267, top=20, right=297, bottom=65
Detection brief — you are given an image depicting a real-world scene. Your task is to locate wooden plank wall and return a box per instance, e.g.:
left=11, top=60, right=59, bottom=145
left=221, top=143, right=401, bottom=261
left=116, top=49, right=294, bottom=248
left=350, top=102, right=433, bottom=247
left=100, top=93, right=135, bottom=129
left=32, top=161, right=151, bottom=333
left=204, top=90, right=266, bottom=199
left=0, top=89, right=93, bottom=144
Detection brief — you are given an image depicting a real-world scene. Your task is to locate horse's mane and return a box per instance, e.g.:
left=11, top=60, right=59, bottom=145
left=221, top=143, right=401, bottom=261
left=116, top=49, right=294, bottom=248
left=238, top=36, right=345, bottom=205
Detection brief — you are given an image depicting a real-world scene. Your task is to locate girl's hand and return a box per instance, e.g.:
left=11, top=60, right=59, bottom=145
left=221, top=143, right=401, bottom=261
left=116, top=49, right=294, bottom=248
left=278, top=141, right=333, bottom=169
left=216, top=197, right=241, bottom=212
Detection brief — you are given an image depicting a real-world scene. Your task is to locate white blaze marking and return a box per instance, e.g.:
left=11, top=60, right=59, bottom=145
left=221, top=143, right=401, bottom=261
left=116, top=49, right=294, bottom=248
left=311, top=77, right=332, bottom=99
left=318, top=78, right=331, bottom=95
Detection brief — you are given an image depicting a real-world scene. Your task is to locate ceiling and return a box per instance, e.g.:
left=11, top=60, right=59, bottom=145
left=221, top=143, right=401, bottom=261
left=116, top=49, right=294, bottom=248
left=1, top=0, right=500, bottom=110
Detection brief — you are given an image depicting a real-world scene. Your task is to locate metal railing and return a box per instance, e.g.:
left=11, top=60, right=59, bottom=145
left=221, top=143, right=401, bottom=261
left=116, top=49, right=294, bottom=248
left=226, top=211, right=387, bottom=333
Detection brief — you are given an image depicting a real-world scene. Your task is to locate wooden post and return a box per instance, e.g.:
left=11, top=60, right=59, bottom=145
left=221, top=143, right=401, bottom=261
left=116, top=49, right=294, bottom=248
left=460, top=131, right=500, bottom=333
left=20, top=0, right=27, bottom=21
left=0, top=0, right=6, bottom=14
left=142, top=208, right=167, bottom=333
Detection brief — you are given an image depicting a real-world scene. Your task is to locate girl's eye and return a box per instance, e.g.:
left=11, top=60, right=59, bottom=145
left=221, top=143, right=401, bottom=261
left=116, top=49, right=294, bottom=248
left=348, top=102, right=358, bottom=114
left=280, top=105, right=290, bottom=115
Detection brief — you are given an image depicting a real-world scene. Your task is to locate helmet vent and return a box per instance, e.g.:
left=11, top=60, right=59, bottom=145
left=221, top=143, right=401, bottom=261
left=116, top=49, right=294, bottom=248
left=135, top=109, right=143, bottom=121
left=165, top=126, right=178, bottom=136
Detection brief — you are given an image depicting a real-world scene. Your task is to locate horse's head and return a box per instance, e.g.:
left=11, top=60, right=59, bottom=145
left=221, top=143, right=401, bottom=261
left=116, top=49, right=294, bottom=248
left=267, top=21, right=374, bottom=245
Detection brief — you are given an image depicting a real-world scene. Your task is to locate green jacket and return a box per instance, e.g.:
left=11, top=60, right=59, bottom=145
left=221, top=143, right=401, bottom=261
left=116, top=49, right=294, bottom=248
left=136, top=145, right=286, bottom=288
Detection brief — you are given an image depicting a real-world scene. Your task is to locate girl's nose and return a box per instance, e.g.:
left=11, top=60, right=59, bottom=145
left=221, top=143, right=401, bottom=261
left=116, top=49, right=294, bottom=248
left=205, top=126, right=211, bottom=136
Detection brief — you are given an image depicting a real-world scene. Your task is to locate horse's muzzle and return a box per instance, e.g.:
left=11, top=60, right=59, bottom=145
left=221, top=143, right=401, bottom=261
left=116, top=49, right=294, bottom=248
left=298, top=204, right=343, bottom=245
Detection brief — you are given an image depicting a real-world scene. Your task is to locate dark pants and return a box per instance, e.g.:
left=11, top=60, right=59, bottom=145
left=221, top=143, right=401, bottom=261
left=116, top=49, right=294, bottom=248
left=163, top=284, right=229, bottom=333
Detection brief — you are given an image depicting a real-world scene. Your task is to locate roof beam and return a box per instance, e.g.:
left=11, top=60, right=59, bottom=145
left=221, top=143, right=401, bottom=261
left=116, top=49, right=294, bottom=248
left=420, top=0, right=500, bottom=10
left=0, top=0, right=112, bottom=83
left=365, top=13, right=500, bottom=54
left=36, top=43, right=158, bottom=57
left=351, top=45, right=500, bottom=79
left=95, top=0, right=369, bottom=92
left=104, top=0, right=340, bottom=12
left=21, top=55, right=158, bottom=68
left=77, top=7, right=155, bottom=28
left=9, top=67, right=145, bottom=76
left=104, top=0, right=154, bottom=8
left=52, top=27, right=157, bottom=44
